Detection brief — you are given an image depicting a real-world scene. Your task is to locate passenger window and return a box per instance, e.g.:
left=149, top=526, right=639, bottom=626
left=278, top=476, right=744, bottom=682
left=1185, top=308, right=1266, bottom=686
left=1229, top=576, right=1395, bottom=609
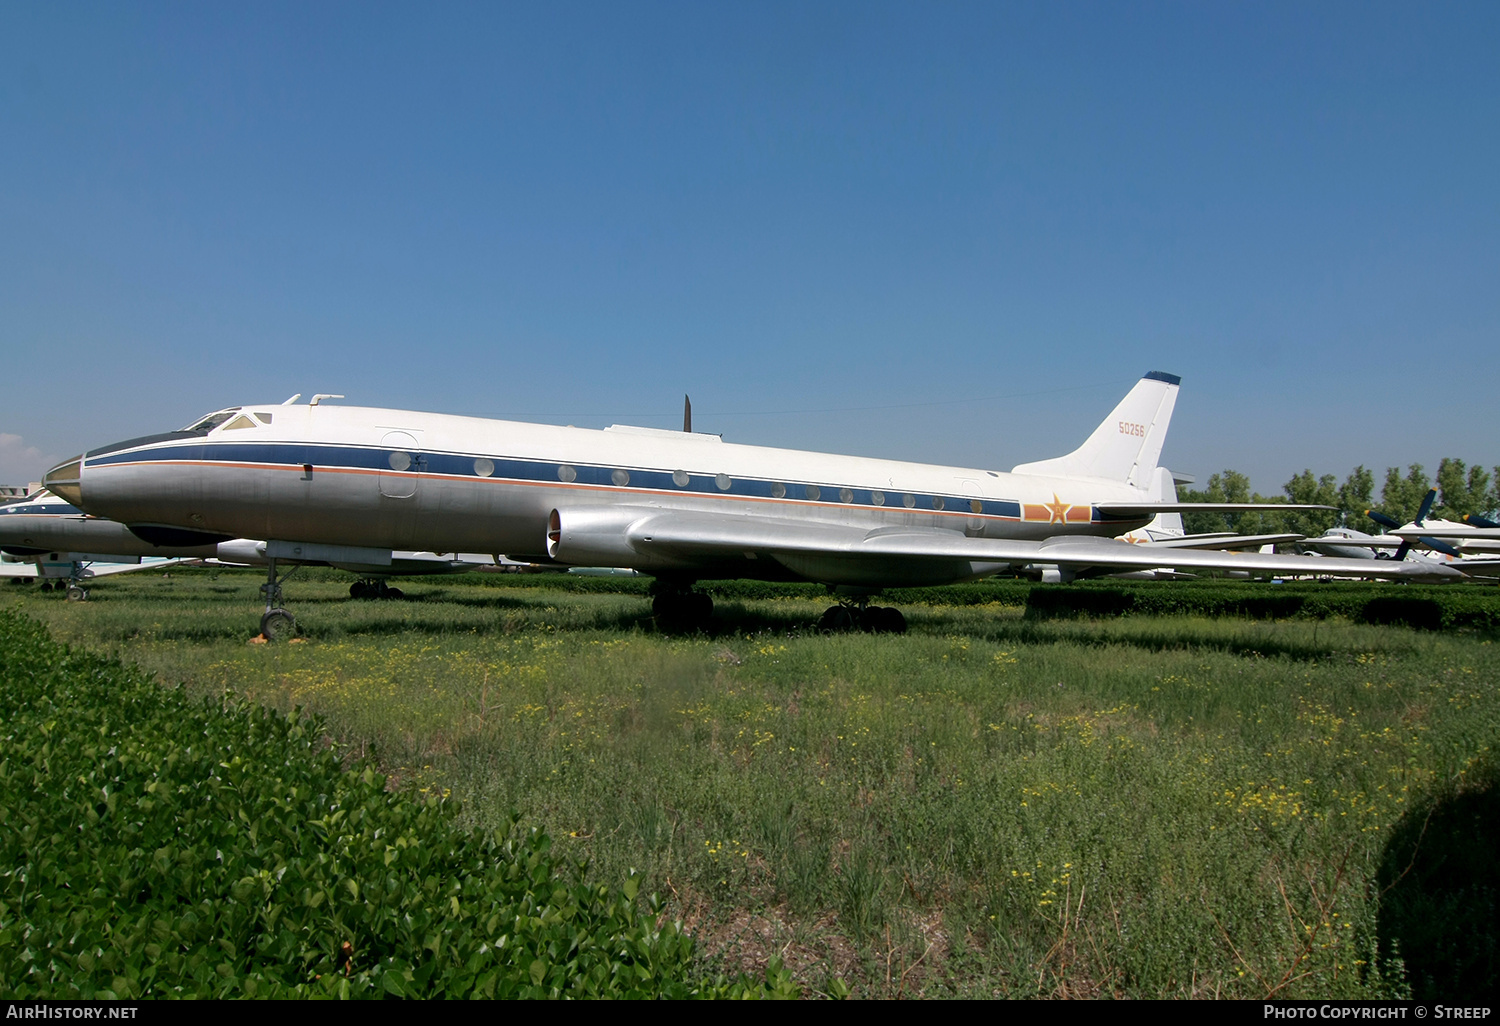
left=771, top=482, right=786, bottom=499
left=871, top=490, right=885, bottom=506
left=805, top=485, right=821, bottom=501
left=902, top=494, right=916, bottom=508
left=839, top=488, right=853, bottom=503
left=933, top=497, right=946, bottom=511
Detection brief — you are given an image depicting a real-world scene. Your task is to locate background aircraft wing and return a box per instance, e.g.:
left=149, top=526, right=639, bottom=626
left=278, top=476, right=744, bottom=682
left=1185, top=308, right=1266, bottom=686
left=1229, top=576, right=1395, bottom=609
left=1299, top=534, right=1405, bottom=549
left=1138, top=533, right=1303, bottom=550
left=1094, top=502, right=1335, bottom=516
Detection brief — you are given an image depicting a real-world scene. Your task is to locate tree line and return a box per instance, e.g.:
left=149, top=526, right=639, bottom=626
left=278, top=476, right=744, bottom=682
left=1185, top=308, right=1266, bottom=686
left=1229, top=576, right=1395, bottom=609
left=1179, top=458, right=1500, bottom=537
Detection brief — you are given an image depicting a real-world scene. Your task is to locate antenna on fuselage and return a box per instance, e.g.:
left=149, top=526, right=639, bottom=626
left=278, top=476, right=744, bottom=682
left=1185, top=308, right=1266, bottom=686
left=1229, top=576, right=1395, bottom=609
left=310, top=394, right=345, bottom=406
left=281, top=394, right=302, bottom=405
left=683, top=394, right=692, bottom=433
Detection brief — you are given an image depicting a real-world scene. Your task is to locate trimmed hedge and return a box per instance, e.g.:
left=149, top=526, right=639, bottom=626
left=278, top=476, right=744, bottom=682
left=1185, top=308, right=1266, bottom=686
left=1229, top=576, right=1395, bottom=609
left=1024, top=582, right=1500, bottom=631
left=0, top=610, right=791, bottom=999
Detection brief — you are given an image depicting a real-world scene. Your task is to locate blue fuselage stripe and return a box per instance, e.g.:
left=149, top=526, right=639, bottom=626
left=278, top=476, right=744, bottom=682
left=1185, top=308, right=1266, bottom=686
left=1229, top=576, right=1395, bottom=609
left=87, top=441, right=1041, bottom=522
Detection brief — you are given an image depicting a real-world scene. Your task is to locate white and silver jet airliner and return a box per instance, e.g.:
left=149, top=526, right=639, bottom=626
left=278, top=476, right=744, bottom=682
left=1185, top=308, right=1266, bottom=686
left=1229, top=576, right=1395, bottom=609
left=45, top=372, right=1458, bottom=637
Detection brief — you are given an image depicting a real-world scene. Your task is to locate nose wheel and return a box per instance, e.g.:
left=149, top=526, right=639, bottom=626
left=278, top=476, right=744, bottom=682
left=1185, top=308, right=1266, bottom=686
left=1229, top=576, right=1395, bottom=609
left=62, top=562, right=95, bottom=602
left=257, top=558, right=302, bottom=641
left=260, top=608, right=296, bottom=641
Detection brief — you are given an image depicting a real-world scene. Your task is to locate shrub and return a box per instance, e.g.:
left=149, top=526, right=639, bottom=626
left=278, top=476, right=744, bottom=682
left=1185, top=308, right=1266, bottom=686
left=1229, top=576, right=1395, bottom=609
left=0, top=609, right=789, bottom=999
left=1024, top=581, right=1500, bottom=631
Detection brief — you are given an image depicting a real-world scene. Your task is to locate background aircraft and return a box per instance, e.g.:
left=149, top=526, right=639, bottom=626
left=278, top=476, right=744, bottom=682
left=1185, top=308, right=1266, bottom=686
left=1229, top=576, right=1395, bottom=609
left=1297, top=490, right=1500, bottom=580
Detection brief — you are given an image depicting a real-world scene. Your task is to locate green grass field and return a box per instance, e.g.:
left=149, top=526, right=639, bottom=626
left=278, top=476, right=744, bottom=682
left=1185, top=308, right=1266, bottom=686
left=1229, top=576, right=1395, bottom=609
left=9, top=569, right=1498, bottom=999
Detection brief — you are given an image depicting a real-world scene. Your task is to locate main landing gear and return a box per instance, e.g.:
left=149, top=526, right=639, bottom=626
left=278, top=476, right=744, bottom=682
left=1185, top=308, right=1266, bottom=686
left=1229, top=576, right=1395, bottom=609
left=259, top=558, right=303, bottom=641
left=651, top=582, right=714, bottom=633
left=818, top=601, right=907, bottom=635
left=349, top=579, right=405, bottom=600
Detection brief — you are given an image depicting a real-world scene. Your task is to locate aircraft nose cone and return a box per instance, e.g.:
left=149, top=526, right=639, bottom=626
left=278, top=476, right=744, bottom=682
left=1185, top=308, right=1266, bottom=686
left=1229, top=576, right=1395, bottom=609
left=43, top=455, right=84, bottom=506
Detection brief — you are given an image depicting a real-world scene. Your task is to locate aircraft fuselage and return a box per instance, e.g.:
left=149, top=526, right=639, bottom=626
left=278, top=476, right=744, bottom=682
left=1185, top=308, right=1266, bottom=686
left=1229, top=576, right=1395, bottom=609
left=53, top=403, right=1155, bottom=588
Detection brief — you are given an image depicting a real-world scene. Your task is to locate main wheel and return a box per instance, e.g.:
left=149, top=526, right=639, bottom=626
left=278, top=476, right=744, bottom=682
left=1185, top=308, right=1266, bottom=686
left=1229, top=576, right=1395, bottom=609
left=66, top=585, right=88, bottom=602
left=260, top=608, right=297, bottom=642
left=350, top=582, right=367, bottom=599
left=818, top=606, right=855, bottom=633
left=384, top=586, right=404, bottom=600
left=870, top=606, right=907, bottom=634
left=689, top=592, right=713, bottom=628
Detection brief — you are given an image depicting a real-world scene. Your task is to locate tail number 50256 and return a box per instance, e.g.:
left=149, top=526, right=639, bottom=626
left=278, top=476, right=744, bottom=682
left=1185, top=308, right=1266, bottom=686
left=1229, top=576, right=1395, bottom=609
left=1118, top=421, right=1146, bottom=437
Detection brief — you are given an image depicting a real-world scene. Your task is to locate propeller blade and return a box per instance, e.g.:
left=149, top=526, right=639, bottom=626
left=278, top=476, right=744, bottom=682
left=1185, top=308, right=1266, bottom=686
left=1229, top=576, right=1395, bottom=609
left=1414, top=488, right=1438, bottom=526
left=1366, top=509, right=1400, bottom=529
left=1420, top=536, right=1462, bottom=558
left=1466, top=513, right=1500, bottom=529
left=1391, top=541, right=1412, bottom=561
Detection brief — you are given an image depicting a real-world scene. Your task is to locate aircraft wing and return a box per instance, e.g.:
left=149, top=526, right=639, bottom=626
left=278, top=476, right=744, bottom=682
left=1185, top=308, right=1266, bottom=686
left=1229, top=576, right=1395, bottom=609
left=604, top=509, right=1460, bottom=582
left=80, top=558, right=197, bottom=577
left=0, top=556, right=195, bottom=579
left=1391, top=526, right=1500, bottom=541
left=1449, top=558, right=1500, bottom=580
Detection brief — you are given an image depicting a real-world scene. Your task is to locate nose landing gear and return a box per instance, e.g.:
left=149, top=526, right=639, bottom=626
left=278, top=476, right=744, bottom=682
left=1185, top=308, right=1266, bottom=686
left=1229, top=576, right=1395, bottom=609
left=258, top=558, right=303, bottom=641
left=62, top=562, right=94, bottom=602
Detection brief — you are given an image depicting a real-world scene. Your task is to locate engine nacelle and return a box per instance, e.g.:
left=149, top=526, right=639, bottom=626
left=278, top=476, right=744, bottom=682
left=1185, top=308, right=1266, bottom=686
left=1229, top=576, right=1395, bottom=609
left=216, top=539, right=268, bottom=565
left=545, top=507, right=698, bottom=571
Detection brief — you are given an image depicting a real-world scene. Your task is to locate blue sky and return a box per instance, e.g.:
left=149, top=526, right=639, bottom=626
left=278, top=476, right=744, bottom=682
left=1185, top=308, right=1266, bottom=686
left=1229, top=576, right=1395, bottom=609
left=3, top=1, right=1497, bottom=491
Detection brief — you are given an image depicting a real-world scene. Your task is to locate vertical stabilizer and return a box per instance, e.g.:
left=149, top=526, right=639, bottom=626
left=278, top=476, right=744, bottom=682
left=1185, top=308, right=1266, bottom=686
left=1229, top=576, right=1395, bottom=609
left=1011, top=371, right=1179, bottom=488
left=1144, top=466, right=1185, bottom=539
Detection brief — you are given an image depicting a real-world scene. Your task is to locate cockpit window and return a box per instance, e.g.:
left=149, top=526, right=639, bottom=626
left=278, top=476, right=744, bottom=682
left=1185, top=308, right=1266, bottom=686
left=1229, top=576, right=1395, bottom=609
left=253, top=412, right=273, bottom=425
left=222, top=414, right=258, bottom=430
left=183, top=409, right=242, bottom=432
